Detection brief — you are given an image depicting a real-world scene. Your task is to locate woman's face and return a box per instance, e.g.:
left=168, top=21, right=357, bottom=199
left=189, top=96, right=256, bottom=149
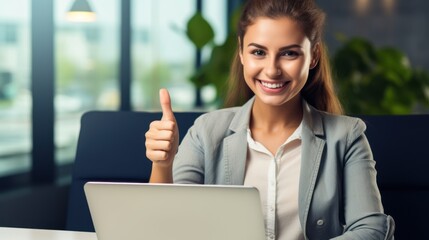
left=239, top=17, right=316, bottom=107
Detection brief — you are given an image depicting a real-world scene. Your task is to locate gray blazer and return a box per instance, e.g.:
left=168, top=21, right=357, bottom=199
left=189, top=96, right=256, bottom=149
left=173, top=97, right=395, bottom=240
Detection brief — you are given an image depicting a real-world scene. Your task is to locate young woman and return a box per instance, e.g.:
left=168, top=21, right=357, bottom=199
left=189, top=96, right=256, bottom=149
left=145, top=0, right=395, bottom=239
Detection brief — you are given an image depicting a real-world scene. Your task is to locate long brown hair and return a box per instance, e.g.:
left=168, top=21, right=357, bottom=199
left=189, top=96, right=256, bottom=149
left=223, top=0, right=343, bottom=114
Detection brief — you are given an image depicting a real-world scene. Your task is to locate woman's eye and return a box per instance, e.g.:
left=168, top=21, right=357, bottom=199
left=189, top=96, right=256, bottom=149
left=281, top=51, right=299, bottom=58
left=251, top=49, right=265, bottom=56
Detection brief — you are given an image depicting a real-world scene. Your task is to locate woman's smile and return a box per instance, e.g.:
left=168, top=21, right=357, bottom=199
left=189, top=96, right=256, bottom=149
left=257, top=80, right=290, bottom=93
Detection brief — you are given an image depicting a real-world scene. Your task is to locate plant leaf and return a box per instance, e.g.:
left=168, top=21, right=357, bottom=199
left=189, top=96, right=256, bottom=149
left=186, top=12, right=215, bottom=49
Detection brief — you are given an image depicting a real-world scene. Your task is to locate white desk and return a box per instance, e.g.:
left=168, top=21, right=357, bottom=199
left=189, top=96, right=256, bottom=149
left=0, top=227, right=97, bottom=240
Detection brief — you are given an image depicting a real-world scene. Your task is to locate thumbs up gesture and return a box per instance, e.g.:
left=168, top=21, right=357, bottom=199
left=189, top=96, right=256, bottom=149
left=145, top=89, right=179, bottom=171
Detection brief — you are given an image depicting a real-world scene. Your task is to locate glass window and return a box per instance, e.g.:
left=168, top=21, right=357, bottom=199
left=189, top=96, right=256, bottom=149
left=55, top=0, right=120, bottom=165
left=132, top=0, right=196, bottom=111
left=0, top=0, right=31, bottom=177
left=132, top=0, right=228, bottom=111
left=202, top=0, right=227, bottom=52
left=201, top=0, right=227, bottom=106
left=0, top=23, right=18, bottom=44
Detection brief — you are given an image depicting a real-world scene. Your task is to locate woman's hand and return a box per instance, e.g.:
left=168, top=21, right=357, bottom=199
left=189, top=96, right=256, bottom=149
left=145, top=89, right=179, bottom=183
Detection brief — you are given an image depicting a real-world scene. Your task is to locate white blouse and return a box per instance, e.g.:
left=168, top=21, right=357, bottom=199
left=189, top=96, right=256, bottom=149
left=244, top=122, right=305, bottom=240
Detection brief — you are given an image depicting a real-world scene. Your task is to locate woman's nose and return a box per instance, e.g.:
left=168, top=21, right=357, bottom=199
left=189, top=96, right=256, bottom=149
left=265, top=60, right=282, bottom=78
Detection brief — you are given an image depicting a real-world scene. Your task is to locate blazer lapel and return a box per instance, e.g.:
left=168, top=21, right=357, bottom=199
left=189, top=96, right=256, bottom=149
left=299, top=102, right=326, bottom=236
left=223, top=130, right=248, bottom=185
left=222, top=98, right=254, bottom=185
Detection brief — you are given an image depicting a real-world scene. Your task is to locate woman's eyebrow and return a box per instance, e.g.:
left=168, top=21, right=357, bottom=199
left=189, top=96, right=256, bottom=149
left=247, top=43, right=268, bottom=50
left=247, top=43, right=303, bottom=50
left=278, top=44, right=303, bottom=51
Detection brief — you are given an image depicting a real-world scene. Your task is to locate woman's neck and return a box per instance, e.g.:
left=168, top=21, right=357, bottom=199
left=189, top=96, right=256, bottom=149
left=250, top=96, right=303, bottom=133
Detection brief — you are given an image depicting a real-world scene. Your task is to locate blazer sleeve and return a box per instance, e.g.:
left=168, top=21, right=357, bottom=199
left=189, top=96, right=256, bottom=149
left=172, top=121, right=206, bottom=184
left=331, top=119, right=395, bottom=240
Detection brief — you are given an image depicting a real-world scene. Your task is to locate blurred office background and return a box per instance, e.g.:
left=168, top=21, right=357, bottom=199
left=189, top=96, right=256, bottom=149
left=0, top=0, right=428, bottom=230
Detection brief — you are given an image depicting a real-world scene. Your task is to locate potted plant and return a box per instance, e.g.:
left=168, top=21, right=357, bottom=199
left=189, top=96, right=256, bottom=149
left=332, top=36, right=429, bottom=114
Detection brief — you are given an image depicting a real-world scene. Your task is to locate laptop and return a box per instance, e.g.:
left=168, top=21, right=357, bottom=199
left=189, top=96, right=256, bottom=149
left=84, top=182, right=266, bottom=240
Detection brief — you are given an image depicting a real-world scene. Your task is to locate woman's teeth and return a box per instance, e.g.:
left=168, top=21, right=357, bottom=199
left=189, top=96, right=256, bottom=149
left=261, top=81, right=285, bottom=89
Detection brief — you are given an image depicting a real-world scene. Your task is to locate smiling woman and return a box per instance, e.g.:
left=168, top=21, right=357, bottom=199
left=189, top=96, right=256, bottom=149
left=145, top=0, right=395, bottom=239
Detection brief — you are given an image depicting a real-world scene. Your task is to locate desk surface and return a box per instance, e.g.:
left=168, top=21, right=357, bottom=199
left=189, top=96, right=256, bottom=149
left=0, top=227, right=97, bottom=240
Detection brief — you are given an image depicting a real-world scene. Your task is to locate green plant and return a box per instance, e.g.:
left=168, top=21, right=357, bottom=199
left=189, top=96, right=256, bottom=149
left=186, top=12, right=215, bottom=50
left=332, top=36, right=429, bottom=114
left=184, top=8, right=241, bottom=107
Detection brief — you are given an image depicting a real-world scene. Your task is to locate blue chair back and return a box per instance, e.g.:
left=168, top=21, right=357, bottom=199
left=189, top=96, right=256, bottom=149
left=359, top=114, right=429, bottom=239
left=66, top=111, right=204, bottom=232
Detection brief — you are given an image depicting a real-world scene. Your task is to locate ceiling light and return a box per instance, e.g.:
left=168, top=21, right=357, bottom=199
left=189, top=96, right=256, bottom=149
left=66, top=0, right=96, bottom=22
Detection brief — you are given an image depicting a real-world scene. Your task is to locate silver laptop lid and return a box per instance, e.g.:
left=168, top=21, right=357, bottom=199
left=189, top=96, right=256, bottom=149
left=84, top=182, right=266, bottom=240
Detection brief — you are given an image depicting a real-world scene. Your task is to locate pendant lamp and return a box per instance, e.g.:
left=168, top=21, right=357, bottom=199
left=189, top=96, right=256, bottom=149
left=66, top=0, right=96, bottom=22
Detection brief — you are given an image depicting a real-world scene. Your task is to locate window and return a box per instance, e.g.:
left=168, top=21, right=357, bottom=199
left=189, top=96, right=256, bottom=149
left=54, top=0, right=120, bottom=165
left=0, top=23, right=18, bottom=44
left=201, top=0, right=228, bottom=105
left=0, top=0, right=31, bottom=177
left=132, top=0, right=228, bottom=111
left=0, top=0, right=231, bottom=179
left=132, top=0, right=197, bottom=111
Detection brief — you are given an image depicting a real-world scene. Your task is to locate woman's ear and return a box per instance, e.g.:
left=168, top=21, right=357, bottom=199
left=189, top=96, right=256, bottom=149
left=310, top=43, right=320, bottom=69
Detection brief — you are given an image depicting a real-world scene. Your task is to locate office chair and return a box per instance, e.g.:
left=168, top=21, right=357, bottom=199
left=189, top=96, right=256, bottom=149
left=66, top=110, right=204, bottom=232
left=359, top=114, right=429, bottom=239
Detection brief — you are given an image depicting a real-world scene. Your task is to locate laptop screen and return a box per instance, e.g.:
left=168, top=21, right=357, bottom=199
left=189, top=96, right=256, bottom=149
left=84, top=182, right=266, bottom=240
